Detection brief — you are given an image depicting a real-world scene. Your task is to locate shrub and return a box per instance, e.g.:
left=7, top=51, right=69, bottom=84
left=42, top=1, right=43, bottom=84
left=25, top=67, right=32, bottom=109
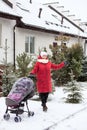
left=49, top=43, right=83, bottom=85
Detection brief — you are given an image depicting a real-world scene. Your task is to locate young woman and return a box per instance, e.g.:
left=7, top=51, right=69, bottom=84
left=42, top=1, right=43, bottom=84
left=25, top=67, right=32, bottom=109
left=30, top=51, right=67, bottom=111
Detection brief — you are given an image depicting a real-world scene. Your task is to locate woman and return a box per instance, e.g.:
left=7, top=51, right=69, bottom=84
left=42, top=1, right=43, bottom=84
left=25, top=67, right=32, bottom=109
left=30, top=51, right=67, bottom=111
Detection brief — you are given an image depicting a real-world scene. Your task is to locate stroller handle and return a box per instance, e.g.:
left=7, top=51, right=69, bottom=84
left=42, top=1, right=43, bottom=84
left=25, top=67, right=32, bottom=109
left=28, top=74, right=36, bottom=79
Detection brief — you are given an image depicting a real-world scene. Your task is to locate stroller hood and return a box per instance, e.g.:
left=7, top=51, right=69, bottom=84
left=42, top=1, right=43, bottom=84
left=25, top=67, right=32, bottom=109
left=6, top=77, right=35, bottom=106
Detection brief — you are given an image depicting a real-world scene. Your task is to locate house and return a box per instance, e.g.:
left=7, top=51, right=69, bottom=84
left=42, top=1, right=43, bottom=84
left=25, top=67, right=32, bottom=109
left=0, top=0, right=87, bottom=67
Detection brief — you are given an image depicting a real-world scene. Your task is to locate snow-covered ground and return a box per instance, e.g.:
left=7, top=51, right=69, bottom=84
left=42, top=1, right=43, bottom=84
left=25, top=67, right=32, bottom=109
left=0, top=82, right=87, bottom=130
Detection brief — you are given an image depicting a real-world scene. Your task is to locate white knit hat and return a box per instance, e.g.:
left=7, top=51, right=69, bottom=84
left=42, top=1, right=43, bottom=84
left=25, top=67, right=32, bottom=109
left=40, top=51, right=47, bottom=57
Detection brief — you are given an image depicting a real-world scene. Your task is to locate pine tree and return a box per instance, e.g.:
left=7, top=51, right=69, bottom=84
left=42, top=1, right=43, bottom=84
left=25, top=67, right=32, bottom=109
left=68, top=43, right=83, bottom=79
left=49, top=43, right=83, bottom=85
left=2, top=64, right=18, bottom=96
left=63, top=69, right=83, bottom=103
left=2, top=39, right=17, bottom=96
left=49, top=44, right=69, bottom=85
left=16, top=52, right=32, bottom=77
left=78, top=56, right=87, bottom=81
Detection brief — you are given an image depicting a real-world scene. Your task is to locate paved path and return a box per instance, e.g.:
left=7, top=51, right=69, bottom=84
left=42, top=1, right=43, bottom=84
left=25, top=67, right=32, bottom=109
left=44, top=103, right=87, bottom=130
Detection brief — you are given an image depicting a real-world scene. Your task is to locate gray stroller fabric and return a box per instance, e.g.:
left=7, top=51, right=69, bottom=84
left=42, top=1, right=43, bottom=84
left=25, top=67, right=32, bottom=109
left=6, top=77, right=35, bottom=106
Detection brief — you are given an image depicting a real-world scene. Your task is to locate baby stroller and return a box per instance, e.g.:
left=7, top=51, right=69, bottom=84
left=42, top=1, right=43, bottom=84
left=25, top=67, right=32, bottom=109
left=3, top=76, right=35, bottom=122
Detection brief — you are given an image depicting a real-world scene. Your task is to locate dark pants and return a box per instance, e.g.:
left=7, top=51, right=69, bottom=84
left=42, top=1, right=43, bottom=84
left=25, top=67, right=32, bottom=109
left=39, top=93, right=49, bottom=107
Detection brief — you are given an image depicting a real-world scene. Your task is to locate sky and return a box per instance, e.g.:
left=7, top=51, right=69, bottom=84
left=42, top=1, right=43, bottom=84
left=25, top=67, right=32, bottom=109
left=35, top=0, right=87, bottom=23
left=0, top=82, right=87, bottom=130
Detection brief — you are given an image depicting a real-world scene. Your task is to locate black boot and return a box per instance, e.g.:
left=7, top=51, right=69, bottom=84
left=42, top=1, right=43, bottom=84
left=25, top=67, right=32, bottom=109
left=39, top=93, right=48, bottom=112
left=43, top=105, right=48, bottom=112
left=42, top=103, right=48, bottom=112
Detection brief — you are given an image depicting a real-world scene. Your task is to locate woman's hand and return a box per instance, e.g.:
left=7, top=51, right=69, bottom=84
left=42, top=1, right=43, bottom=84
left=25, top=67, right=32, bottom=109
left=64, top=61, right=69, bottom=66
left=28, top=73, right=36, bottom=78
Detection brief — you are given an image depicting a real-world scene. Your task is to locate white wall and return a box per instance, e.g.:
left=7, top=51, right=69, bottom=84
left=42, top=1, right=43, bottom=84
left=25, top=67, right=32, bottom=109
left=15, top=27, right=86, bottom=58
left=0, top=18, right=16, bottom=64
left=0, top=18, right=86, bottom=65
left=15, top=27, right=55, bottom=56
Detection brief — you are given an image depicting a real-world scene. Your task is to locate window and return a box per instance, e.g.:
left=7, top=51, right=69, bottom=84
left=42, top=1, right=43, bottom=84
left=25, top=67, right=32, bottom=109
left=53, top=42, right=57, bottom=47
left=25, top=36, right=35, bottom=54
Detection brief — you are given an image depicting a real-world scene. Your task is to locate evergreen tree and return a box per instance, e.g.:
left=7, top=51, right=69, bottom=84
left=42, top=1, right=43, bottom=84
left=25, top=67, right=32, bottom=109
left=49, top=43, right=83, bottom=85
left=2, top=64, right=18, bottom=96
left=16, top=52, right=32, bottom=77
left=2, top=39, right=17, bottom=96
left=68, top=43, right=83, bottom=79
left=49, top=43, right=69, bottom=85
left=78, top=56, right=87, bottom=81
left=63, top=69, right=83, bottom=103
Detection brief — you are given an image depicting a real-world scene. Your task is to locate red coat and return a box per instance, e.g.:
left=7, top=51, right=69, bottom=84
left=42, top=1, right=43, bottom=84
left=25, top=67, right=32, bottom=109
left=31, top=57, right=65, bottom=93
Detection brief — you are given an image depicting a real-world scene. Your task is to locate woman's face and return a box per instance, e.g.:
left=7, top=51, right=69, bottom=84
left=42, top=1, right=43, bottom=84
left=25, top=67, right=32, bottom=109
left=42, top=55, right=47, bottom=59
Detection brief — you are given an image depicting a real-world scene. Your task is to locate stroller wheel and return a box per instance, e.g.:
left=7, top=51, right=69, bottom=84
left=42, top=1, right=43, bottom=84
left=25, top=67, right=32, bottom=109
left=28, top=111, right=34, bottom=117
left=14, top=116, right=22, bottom=122
left=3, top=113, right=10, bottom=120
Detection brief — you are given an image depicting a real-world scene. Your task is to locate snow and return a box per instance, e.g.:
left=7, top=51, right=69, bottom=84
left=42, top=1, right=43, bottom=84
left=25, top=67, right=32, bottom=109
left=0, top=0, right=20, bottom=17
left=36, top=0, right=87, bottom=23
left=33, top=0, right=87, bottom=34
left=15, top=0, right=86, bottom=37
left=0, top=82, right=87, bottom=130
left=0, top=0, right=86, bottom=37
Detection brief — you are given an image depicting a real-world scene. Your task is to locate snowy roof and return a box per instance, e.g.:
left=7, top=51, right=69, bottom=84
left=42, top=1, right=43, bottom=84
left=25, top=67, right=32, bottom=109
left=0, top=0, right=87, bottom=38
left=15, top=0, right=87, bottom=38
left=0, top=0, right=20, bottom=18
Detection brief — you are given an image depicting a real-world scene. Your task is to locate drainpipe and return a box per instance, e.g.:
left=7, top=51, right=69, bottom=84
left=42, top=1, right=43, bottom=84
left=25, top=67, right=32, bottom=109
left=13, top=25, right=16, bottom=70
left=13, top=17, right=22, bottom=70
